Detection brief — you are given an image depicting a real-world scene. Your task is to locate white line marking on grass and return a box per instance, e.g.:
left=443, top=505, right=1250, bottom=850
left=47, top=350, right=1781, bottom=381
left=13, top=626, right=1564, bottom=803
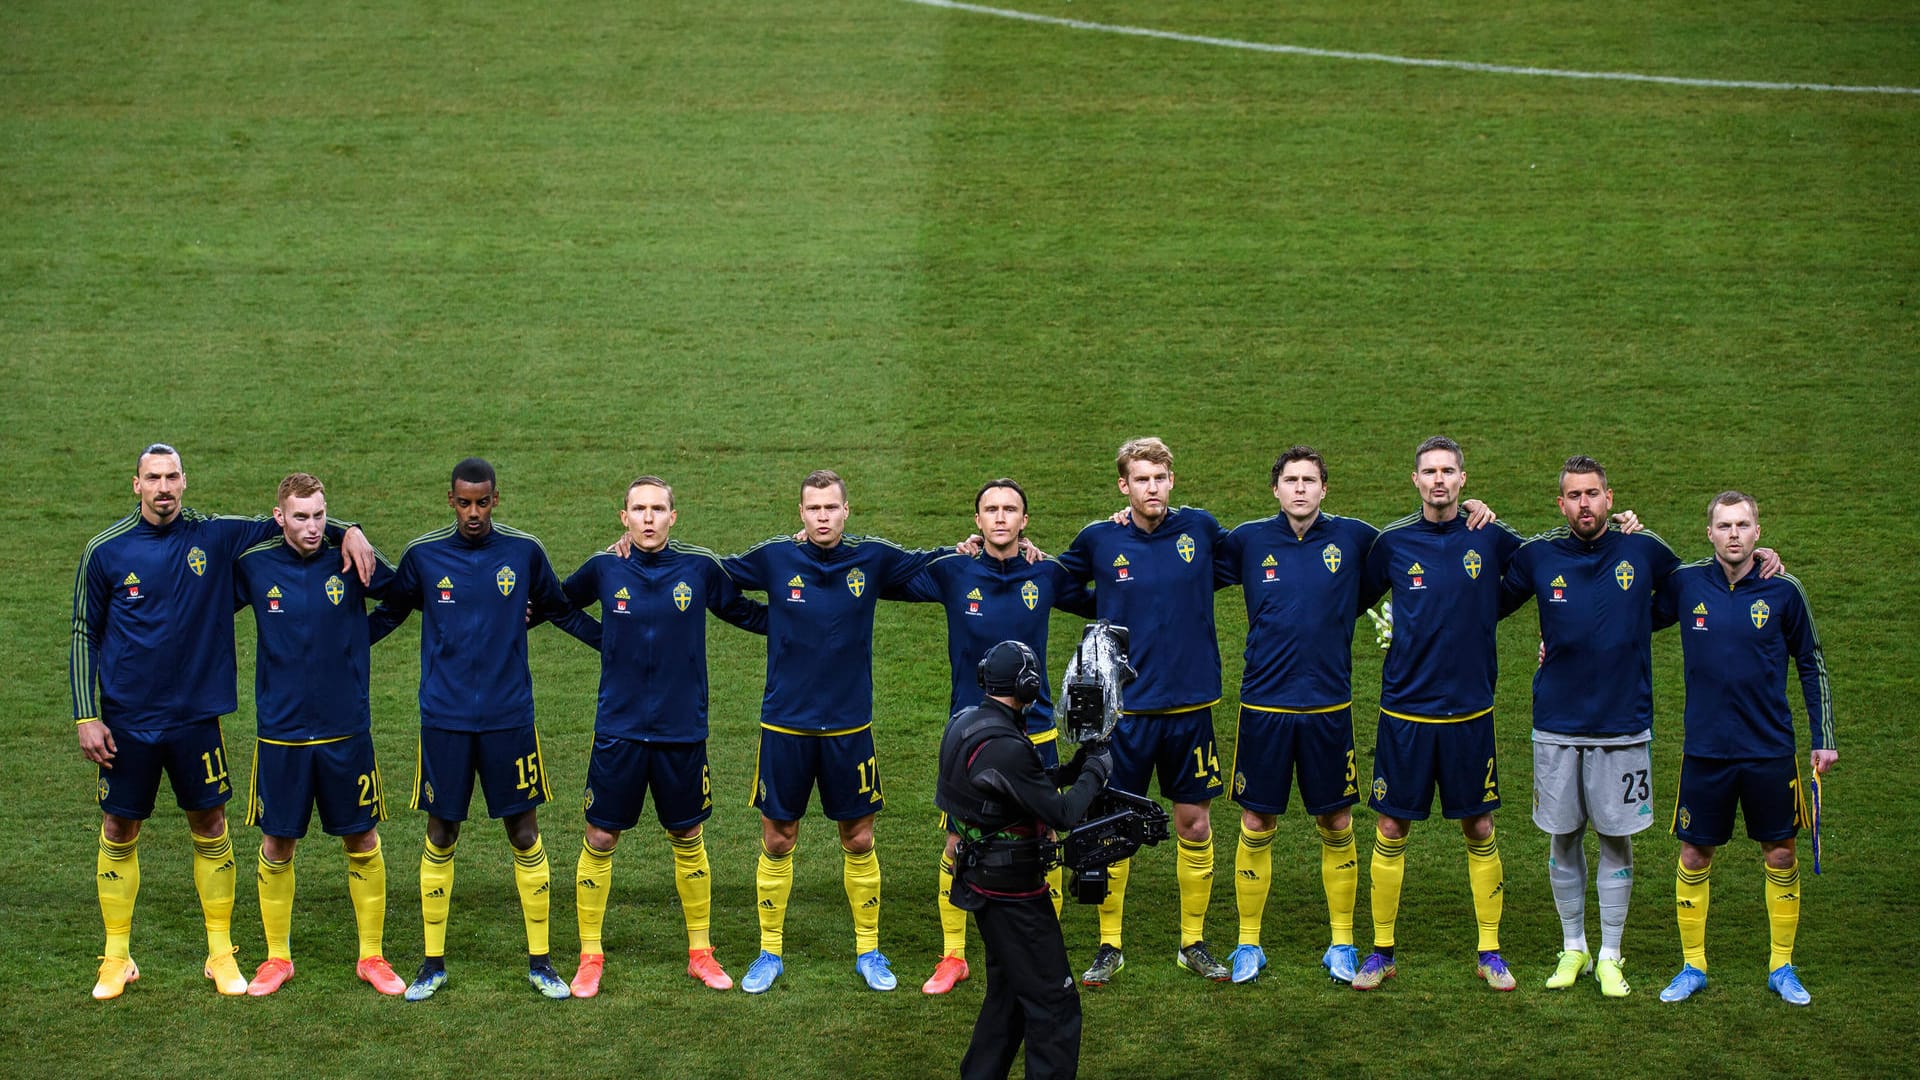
left=902, top=0, right=1920, bottom=96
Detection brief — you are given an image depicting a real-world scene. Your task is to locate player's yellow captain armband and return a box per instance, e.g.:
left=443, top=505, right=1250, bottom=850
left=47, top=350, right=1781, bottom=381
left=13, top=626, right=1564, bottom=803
left=76, top=717, right=100, bottom=726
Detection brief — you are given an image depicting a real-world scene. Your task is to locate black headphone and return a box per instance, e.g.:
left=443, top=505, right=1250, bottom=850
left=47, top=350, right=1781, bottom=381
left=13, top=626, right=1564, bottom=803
left=976, top=640, right=1043, bottom=704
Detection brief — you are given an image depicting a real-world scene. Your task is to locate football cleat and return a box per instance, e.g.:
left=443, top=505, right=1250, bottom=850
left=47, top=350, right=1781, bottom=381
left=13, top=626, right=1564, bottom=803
left=1659, top=963, right=1707, bottom=1003
left=1322, top=943, right=1360, bottom=984
left=247, top=957, right=295, bottom=996
left=1351, top=951, right=1397, bottom=991
left=855, top=950, right=898, bottom=991
left=741, top=950, right=784, bottom=995
left=1176, top=940, right=1230, bottom=982
left=1476, top=951, right=1516, bottom=991
left=404, top=959, right=447, bottom=1002
left=1595, top=957, right=1630, bottom=998
left=1228, top=944, right=1267, bottom=984
left=1767, top=963, right=1810, bottom=1006
left=570, top=953, right=605, bottom=999
left=921, top=954, right=969, bottom=995
left=1545, top=949, right=1592, bottom=990
left=357, top=956, right=405, bottom=996
left=92, top=955, right=139, bottom=1001
left=1081, top=944, right=1124, bottom=986
left=528, top=958, right=571, bottom=1000
left=687, top=948, right=733, bottom=991
left=205, top=948, right=248, bottom=996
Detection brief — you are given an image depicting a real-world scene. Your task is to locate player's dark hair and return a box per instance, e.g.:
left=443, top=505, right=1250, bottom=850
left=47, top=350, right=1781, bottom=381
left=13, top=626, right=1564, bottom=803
left=1560, top=455, right=1608, bottom=489
left=1414, top=435, right=1463, bottom=470
left=138, top=442, right=181, bottom=472
left=451, top=457, right=496, bottom=491
left=974, top=478, right=1029, bottom=515
left=627, top=474, right=674, bottom=509
left=801, top=468, right=846, bottom=502
left=1707, top=490, right=1758, bottom=525
left=1270, top=446, right=1327, bottom=487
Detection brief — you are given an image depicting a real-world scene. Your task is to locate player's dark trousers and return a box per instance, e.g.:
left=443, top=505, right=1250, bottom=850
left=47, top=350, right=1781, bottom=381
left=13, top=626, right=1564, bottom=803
left=962, top=896, right=1081, bottom=1080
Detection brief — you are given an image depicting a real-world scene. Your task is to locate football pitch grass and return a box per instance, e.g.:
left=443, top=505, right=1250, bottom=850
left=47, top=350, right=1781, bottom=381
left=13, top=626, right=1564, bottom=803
left=3, top=2, right=1916, bottom=1076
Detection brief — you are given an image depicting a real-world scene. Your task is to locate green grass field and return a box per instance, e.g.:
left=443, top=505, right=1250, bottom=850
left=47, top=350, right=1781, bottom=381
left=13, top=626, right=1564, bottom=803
left=4, top=2, right=1917, bottom=1076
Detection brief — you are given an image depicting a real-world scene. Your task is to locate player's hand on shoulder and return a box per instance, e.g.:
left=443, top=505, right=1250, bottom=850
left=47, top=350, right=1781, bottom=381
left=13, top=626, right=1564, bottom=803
left=956, top=534, right=984, bottom=557
left=1018, top=537, right=1047, bottom=563
left=1463, top=499, right=1496, bottom=529
left=342, top=526, right=377, bottom=585
left=1755, top=547, right=1784, bottom=578
left=1612, top=509, right=1642, bottom=534
left=609, top=535, right=633, bottom=557
left=1108, top=509, right=1130, bottom=526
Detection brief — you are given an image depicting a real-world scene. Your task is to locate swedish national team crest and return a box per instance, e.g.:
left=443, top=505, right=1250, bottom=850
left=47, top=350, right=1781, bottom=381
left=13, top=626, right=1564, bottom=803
left=1615, top=560, right=1635, bottom=591
left=1750, top=598, right=1770, bottom=629
left=98, top=778, right=109, bottom=803
left=495, top=565, right=517, bottom=596
left=187, top=546, right=207, bottom=577
left=1372, top=777, right=1388, bottom=802
left=1322, top=543, right=1342, bottom=573
left=1679, top=806, right=1691, bottom=830
left=673, top=581, right=693, bottom=612
left=1176, top=533, right=1195, bottom=563
left=325, top=575, right=346, bottom=606
left=1462, top=549, right=1483, bottom=580
left=846, top=568, right=866, bottom=597
left=1020, top=580, right=1039, bottom=610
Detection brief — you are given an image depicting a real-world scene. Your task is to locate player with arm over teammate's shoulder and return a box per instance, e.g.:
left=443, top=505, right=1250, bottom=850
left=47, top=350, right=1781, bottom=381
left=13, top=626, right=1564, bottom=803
left=1353, top=436, right=1528, bottom=992
left=1654, top=491, right=1835, bottom=1007
left=1053, top=436, right=1233, bottom=985
left=368, top=457, right=600, bottom=1001
left=73, top=443, right=375, bottom=1000
left=882, top=477, right=1095, bottom=995
left=233, top=472, right=405, bottom=996
left=559, top=475, right=768, bottom=998
left=720, top=469, right=945, bottom=994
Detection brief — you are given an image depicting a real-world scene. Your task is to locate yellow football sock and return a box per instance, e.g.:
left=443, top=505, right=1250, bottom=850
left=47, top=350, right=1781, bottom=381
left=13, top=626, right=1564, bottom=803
left=97, top=831, right=139, bottom=960
left=1097, top=857, right=1129, bottom=948
left=192, top=826, right=236, bottom=956
left=1177, top=834, right=1216, bottom=946
left=1235, top=824, right=1276, bottom=947
left=1319, top=822, right=1358, bottom=947
left=1465, top=828, right=1504, bottom=952
left=256, top=849, right=295, bottom=961
left=670, top=832, right=713, bottom=952
left=1765, top=860, right=1799, bottom=971
left=1047, top=865, right=1064, bottom=919
left=575, top=839, right=614, bottom=955
left=843, top=845, right=882, bottom=954
left=512, top=835, right=551, bottom=956
left=1676, top=859, right=1711, bottom=970
left=1370, top=829, right=1408, bottom=949
left=756, top=843, right=793, bottom=955
left=937, top=855, right=966, bottom=958
left=344, top=839, right=387, bottom=960
left=420, top=838, right=456, bottom=958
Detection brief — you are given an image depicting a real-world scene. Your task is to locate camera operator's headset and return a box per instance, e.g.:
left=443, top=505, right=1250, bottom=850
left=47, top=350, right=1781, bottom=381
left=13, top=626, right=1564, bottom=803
left=977, top=640, right=1043, bottom=705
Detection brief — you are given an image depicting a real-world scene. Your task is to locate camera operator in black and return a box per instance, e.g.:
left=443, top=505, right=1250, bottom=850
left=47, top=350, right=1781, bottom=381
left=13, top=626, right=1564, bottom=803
left=937, top=641, right=1113, bottom=1080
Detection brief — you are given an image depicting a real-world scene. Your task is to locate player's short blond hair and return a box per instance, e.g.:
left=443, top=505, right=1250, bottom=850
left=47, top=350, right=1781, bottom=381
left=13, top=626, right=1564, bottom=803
left=1707, top=490, right=1758, bottom=525
left=1116, top=437, right=1172, bottom=477
left=627, top=474, right=674, bottom=509
left=277, top=472, right=325, bottom=502
left=802, top=468, right=846, bottom=502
